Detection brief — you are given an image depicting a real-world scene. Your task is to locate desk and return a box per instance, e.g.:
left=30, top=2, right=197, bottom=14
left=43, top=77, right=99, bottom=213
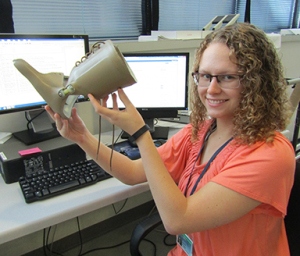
left=0, top=121, right=184, bottom=245
left=0, top=173, right=149, bottom=244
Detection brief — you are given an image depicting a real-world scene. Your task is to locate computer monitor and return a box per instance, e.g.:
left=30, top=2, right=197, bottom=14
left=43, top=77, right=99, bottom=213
left=0, top=34, right=89, bottom=144
left=107, top=52, right=189, bottom=139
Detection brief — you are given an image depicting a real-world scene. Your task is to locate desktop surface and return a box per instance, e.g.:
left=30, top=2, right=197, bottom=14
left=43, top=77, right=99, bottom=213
left=0, top=171, right=149, bottom=244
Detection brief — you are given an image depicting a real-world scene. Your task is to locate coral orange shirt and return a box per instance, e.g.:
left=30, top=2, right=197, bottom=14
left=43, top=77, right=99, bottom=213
left=157, top=121, right=295, bottom=256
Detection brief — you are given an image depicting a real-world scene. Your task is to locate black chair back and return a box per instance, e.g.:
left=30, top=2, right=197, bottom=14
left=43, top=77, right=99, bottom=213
left=285, top=160, right=300, bottom=256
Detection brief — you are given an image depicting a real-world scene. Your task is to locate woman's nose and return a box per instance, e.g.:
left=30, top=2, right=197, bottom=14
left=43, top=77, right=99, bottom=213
left=207, top=76, right=222, bottom=93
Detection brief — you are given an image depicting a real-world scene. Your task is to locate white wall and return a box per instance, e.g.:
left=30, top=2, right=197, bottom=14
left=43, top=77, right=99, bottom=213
left=277, top=35, right=300, bottom=140
left=280, top=35, right=300, bottom=78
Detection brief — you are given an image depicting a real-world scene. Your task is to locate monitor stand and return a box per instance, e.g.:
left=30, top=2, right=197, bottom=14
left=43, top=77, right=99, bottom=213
left=121, top=118, right=169, bottom=140
left=13, top=109, right=60, bottom=145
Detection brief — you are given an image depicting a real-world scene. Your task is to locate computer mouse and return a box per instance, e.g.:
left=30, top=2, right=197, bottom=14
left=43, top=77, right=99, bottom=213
left=154, top=139, right=167, bottom=147
left=128, top=137, right=137, bottom=147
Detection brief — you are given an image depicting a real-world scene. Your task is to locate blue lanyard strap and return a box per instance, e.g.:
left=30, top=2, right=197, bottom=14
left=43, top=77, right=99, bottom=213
left=187, top=137, right=233, bottom=196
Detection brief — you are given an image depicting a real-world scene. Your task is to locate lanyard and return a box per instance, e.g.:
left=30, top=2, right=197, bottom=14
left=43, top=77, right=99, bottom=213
left=184, top=127, right=233, bottom=196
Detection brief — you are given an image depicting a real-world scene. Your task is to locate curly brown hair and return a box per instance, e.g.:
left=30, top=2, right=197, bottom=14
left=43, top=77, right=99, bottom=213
left=190, top=23, right=292, bottom=145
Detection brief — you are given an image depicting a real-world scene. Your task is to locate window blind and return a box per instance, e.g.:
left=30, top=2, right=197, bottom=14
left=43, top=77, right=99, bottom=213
left=11, top=0, right=143, bottom=40
left=236, top=0, right=295, bottom=32
left=10, top=0, right=300, bottom=39
left=158, top=0, right=298, bottom=33
left=158, top=0, right=236, bottom=31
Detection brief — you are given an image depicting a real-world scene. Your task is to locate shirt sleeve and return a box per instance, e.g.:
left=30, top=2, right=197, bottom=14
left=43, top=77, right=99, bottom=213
left=157, top=124, right=193, bottom=184
left=212, top=133, right=295, bottom=215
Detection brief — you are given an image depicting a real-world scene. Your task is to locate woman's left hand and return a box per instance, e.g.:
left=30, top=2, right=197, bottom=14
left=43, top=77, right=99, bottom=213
left=88, top=88, right=145, bottom=136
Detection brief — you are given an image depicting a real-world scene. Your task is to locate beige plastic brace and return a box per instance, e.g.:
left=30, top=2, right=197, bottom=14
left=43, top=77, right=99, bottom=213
left=13, top=40, right=137, bottom=119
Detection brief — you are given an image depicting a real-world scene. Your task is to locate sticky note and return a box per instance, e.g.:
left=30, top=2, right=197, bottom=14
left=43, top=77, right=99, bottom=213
left=18, top=147, right=42, bottom=156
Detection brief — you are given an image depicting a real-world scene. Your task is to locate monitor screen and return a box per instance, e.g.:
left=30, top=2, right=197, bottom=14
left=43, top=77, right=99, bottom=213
left=0, top=34, right=89, bottom=114
left=107, top=52, right=189, bottom=117
left=107, top=52, right=189, bottom=139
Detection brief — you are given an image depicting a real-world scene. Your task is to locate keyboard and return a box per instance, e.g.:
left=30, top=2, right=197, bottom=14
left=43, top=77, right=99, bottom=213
left=18, top=140, right=166, bottom=203
left=19, top=159, right=111, bottom=203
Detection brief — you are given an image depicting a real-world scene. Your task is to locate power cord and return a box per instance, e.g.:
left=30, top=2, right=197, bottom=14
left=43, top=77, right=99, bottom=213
left=112, top=198, right=128, bottom=214
left=108, top=125, right=123, bottom=173
left=25, top=109, right=46, bottom=130
left=43, top=217, right=84, bottom=256
left=43, top=227, right=63, bottom=256
left=47, top=225, right=58, bottom=255
left=42, top=197, right=131, bottom=256
left=96, top=115, right=102, bottom=160
left=164, top=233, right=176, bottom=247
left=96, top=113, right=123, bottom=173
left=79, top=240, right=131, bottom=256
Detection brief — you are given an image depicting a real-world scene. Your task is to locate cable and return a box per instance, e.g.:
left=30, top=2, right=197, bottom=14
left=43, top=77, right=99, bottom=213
left=163, top=233, right=176, bottom=247
left=42, top=217, right=83, bottom=256
left=147, top=205, right=157, bottom=217
left=43, top=227, right=64, bottom=256
left=96, top=115, right=102, bottom=160
left=48, top=225, right=58, bottom=255
left=79, top=240, right=131, bottom=256
left=112, top=198, right=128, bottom=214
left=25, top=109, right=46, bottom=130
left=43, top=228, right=48, bottom=256
left=141, top=238, right=157, bottom=256
left=108, top=124, right=123, bottom=173
left=109, top=124, right=115, bottom=172
left=75, top=217, right=84, bottom=256
left=113, top=127, right=123, bottom=144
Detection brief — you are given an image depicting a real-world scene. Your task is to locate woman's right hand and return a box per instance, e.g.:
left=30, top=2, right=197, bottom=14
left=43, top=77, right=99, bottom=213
left=45, top=105, right=89, bottom=144
left=88, top=89, right=145, bottom=137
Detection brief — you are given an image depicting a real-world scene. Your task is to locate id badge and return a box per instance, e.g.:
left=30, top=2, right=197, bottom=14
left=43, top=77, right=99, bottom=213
left=177, top=234, right=193, bottom=256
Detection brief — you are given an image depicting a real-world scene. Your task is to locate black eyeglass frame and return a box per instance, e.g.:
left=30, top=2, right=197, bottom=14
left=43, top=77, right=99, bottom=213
left=191, top=71, right=243, bottom=89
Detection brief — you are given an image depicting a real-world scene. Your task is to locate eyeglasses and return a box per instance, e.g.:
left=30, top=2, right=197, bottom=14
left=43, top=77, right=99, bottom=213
left=192, top=71, right=242, bottom=89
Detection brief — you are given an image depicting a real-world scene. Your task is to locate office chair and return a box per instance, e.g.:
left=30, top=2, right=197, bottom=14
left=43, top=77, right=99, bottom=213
left=284, top=160, right=300, bottom=256
left=282, top=78, right=300, bottom=255
left=130, top=211, right=163, bottom=256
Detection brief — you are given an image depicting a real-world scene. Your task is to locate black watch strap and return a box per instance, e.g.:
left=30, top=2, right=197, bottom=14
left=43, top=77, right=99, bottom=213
left=130, top=124, right=150, bottom=142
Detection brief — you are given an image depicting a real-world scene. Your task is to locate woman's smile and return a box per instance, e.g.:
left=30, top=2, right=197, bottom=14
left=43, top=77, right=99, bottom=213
left=206, top=98, right=229, bottom=105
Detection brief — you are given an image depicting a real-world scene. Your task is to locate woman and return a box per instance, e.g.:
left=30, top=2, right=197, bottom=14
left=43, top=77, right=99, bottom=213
left=46, top=23, right=295, bottom=255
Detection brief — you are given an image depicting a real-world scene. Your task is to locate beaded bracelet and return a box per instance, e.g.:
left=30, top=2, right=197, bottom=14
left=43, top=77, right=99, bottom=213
left=129, top=124, right=150, bottom=142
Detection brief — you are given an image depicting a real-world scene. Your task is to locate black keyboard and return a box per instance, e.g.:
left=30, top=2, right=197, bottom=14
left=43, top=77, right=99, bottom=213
left=18, top=140, right=166, bottom=203
left=19, top=159, right=111, bottom=203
